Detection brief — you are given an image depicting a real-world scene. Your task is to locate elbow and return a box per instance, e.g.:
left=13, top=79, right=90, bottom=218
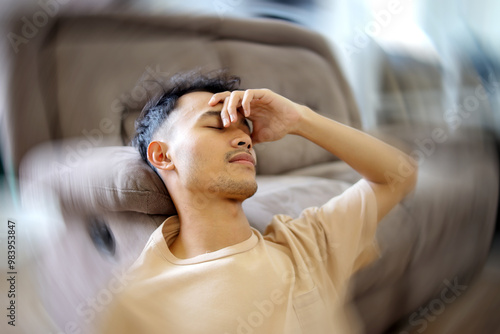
left=386, top=156, right=418, bottom=199
left=382, top=155, right=418, bottom=198
left=402, top=163, right=418, bottom=198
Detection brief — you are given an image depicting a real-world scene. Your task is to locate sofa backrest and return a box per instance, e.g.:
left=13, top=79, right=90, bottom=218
left=7, top=13, right=361, bottom=174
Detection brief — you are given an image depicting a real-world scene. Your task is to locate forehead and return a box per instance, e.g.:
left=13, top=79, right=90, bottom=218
left=176, top=91, right=220, bottom=118
left=154, top=91, right=218, bottom=141
left=160, top=91, right=222, bottom=138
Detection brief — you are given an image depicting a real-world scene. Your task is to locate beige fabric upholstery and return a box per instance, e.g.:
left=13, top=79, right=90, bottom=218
left=20, top=142, right=175, bottom=215
left=8, top=13, right=361, bottom=175
left=7, top=12, right=498, bottom=334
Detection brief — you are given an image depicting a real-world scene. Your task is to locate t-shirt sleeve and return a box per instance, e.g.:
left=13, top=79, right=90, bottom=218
left=264, top=179, right=380, bottom=282
left=317, top=179, right=380, bottom=274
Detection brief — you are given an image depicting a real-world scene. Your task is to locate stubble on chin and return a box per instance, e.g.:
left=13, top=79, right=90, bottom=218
left=209, top=173, right=258, bottom=200
left=186, top=158, right=258, bottom=200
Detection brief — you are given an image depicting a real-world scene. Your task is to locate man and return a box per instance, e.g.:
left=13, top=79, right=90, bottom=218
left=101, top=71, right=417, bottom=333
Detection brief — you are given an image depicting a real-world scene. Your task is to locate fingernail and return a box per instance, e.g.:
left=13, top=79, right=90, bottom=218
left=230, top=114, right=236, bottom=122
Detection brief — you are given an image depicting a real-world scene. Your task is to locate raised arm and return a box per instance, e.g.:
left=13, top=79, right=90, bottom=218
left=209, top=89, right=417, bottom=222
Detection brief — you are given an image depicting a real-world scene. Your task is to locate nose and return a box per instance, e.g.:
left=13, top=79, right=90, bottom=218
left=238, top=140, right=251, bottom=150
left=231, top=133, right=252, bottom=150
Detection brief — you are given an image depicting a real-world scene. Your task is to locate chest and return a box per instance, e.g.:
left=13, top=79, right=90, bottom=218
left=130, top=248, right=298, bottom=333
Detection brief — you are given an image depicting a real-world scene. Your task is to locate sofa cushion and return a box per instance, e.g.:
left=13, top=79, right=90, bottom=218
left=20, top=141, right=175, bottom=215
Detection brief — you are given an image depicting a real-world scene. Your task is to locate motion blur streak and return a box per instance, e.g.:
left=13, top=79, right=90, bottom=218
left=0, top=1, right=499, bottom=334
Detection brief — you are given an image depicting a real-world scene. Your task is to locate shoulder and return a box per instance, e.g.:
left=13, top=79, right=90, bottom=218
left=263, top=179, right=377, bottom=233
left=263, top=178, right=379, bottom=263
left=318, top=179, right=377, bottom=218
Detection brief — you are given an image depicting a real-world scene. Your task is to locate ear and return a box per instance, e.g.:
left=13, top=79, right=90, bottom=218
left=147, top=141, right=174, bottom=170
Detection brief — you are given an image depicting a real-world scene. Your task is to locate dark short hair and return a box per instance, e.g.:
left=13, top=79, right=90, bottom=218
left=132, top=70, right=241, bottom=169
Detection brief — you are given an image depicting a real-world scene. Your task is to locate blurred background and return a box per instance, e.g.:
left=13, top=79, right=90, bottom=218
left=0, top=0, right=499, bottom=333
left=1, top=0, right=500, bottom=131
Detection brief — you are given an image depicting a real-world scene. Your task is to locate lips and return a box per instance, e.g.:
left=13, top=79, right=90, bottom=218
left=228, top=153, right=256, bottom=166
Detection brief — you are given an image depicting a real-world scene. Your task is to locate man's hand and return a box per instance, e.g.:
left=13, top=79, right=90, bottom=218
left=208, top=89, right=304, bottom=144
left=211, top=88, right=418, bottom=223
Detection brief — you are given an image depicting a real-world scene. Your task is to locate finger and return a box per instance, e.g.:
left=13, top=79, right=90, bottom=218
left=208, top=91, right=231, bottom=106
left=242, top=90, right=254, bottom=117
left=247, top=88, right=271, bottom=101
left=220, top=97, right=231, bottom=127
left=227, top=91, right=244, bottom=123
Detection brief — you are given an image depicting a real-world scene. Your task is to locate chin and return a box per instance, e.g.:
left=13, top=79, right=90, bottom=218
left=202, top=171, right=258, bottom=201
left=230, top=181, right=258, bottom=201
left=220, top=179, right=258, bottom=201
left=243, top=182, right=259, bottom=199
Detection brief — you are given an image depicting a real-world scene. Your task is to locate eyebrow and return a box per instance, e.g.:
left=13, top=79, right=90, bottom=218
left=198, top=110, right=223, bottom=120
left=198, top=110, right=251, bottom=131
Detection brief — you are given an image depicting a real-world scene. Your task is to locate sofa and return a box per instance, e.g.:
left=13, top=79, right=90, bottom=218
left=4, top=12, right=498, bottom=334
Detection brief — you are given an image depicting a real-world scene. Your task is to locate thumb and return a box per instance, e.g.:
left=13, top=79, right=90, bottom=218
left=252, top=126, right=275, bottom=144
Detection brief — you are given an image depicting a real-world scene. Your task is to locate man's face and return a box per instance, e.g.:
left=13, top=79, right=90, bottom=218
left=155, top=91, right=258, bottom=201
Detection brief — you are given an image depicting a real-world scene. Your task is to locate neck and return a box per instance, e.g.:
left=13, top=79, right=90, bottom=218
left=169, top=196, right=252, bottom=259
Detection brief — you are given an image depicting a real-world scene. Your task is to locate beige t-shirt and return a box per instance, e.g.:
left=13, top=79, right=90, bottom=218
left=100, top=179, right=379, bottom=334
